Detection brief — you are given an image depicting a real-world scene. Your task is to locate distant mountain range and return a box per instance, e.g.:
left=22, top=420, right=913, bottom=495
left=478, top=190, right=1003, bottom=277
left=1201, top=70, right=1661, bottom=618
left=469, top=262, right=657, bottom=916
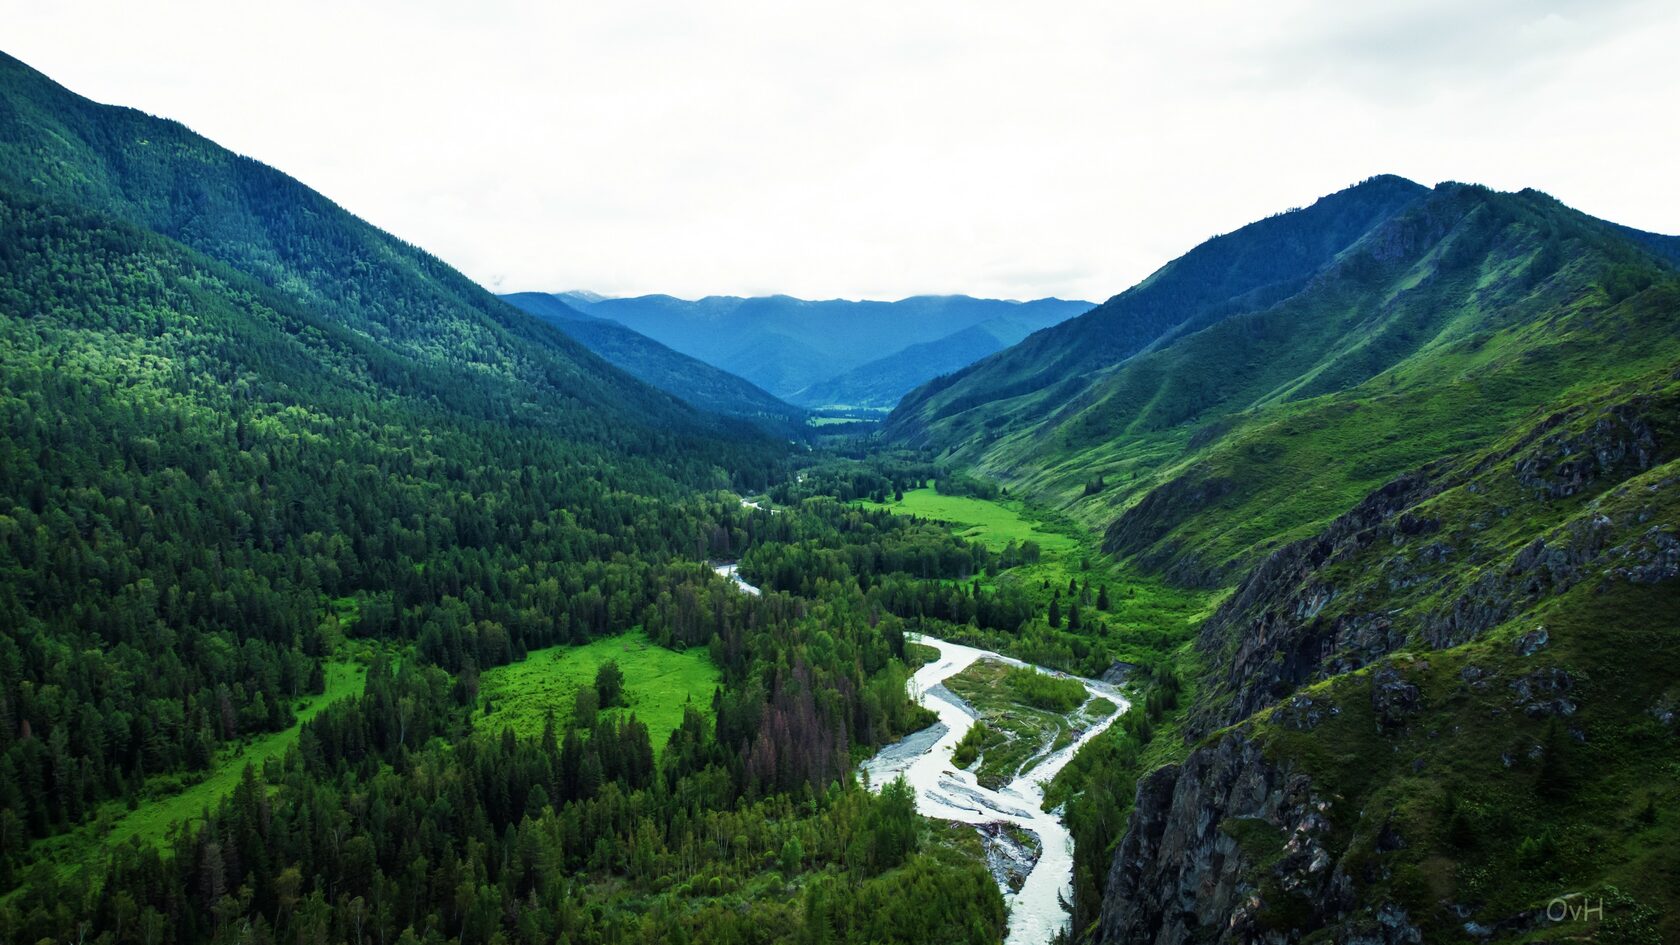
left=516, top=292, right=1093, bottom=408
left=500, top=292, right=804, bottom=431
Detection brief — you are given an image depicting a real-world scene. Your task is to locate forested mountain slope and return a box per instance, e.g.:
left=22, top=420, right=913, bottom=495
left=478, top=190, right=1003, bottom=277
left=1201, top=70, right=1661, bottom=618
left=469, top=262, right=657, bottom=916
left=501, top=290, right=804, bottom=429
left=0, top=45, right=770, bottom=860
left=0, top=53, right=736, bottom=449
left=0, top=51, right=1016, bottom=945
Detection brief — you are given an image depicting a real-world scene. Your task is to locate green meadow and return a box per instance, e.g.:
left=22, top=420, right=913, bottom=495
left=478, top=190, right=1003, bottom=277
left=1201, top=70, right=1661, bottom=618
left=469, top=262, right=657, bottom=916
left=478, top=631, right=720, bottom=752
left=859, top=486, right=1077, bottom=556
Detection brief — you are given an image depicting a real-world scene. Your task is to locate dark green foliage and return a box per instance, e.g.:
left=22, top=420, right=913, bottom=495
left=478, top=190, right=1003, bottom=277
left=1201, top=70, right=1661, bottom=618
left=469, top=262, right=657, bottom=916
left=594, top=659, right=626, bottom=709
left=1536, top=719, right=1576, bottom=802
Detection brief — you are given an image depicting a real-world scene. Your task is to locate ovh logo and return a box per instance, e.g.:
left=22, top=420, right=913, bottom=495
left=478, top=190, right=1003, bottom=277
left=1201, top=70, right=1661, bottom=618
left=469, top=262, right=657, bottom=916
left=1546, top=895, right=1604, bottom=923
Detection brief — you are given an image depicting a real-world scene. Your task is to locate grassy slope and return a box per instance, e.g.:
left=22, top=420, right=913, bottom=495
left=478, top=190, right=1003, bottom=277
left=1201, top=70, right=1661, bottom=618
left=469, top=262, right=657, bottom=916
left=478, top=631, right=720, bottom=752
left=858, top=486, right=1077, bottom=557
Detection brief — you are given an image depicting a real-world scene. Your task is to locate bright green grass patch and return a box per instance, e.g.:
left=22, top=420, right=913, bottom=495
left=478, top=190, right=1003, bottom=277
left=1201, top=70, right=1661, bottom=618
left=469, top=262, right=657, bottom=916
left=1003, top=665, right=1088, bottom=712
left=858, top=487, right=1077, bottom=557
left=478, top=631, right=719, bottom=753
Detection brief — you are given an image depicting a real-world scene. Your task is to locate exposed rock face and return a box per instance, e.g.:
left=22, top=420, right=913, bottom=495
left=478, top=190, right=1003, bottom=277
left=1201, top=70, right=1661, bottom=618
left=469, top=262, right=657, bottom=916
left=1093, top=734, right=1424, bottom=945
left=1095, top=735, right=1298, bottom=945
left=1370, top=666, right=1421, bottom=730
left=1103, top=662, right=1142, bottom=686
left=1184, top=394, right=1671, bottom=739
left=1186, top=471, right=1440, bottom=736
left=1509, top=667, right=1577, bottom=718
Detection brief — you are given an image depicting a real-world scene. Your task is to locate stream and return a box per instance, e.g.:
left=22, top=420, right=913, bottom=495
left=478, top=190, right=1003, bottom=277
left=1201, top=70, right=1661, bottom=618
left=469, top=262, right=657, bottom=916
left=861, top=634, right=1129, bottom=945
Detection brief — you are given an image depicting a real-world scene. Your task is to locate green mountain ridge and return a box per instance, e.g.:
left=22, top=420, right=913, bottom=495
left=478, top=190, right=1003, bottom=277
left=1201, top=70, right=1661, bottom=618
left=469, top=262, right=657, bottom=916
left=888, top=178, right=1680, bottom=942
left=0, top=51, right=748, bottom=452
left=887, top=177, right=1680, bottom=585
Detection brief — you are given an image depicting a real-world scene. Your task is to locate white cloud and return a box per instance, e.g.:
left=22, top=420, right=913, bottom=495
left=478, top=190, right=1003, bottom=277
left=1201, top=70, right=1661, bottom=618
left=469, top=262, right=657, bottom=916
left=4, top=0, right=1676, bottom=303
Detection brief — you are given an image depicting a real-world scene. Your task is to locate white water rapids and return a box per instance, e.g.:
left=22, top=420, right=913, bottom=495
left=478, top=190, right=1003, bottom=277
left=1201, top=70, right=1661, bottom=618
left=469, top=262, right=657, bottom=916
left=861, top=634, right=1128, bottom=945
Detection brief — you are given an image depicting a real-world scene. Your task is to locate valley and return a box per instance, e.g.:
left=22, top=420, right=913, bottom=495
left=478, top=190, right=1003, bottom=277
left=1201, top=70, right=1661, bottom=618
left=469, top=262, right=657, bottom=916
left=1, top=31, right=1678, bottom=945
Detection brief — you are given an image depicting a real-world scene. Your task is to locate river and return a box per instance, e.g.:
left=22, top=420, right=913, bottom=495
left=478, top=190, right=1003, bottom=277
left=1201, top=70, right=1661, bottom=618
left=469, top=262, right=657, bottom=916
left=711, top=562, right=761, bottom=596
left=861, top=634, right=1128, bottom=945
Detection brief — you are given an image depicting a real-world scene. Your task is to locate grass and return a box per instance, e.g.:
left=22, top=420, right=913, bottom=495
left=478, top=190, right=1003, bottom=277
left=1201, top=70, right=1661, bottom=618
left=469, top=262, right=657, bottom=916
left=23, top=657, right=367, bottom=883
left=858, top=486, right=1077, bottom=557
left=478, top=631, right=719, bottom=753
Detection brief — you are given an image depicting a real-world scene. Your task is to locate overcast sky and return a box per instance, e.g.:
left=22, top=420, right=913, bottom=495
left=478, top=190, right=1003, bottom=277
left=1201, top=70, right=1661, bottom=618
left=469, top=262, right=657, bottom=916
left=5, top=1, right=1677, bottom=302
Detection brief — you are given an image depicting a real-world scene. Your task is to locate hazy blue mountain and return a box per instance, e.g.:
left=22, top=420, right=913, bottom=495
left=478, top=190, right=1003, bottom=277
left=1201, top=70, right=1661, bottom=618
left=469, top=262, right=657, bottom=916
left=795, top=314, right=1058, bottom=410
left=551, top=292, right=1092, bottom=402
left=501, top=291, right=805, bottom=430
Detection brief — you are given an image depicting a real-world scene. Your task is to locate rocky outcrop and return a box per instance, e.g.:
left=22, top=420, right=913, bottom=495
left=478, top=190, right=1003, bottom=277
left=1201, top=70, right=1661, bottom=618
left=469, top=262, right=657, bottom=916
left=1511, top=401, right=1658, bottom=499
left=1185, top=471, right=1440, bottom=736
left=1185, top=393, right=1672, bottom=739
left=1093, top=733, right=1423, bottom=945
left=1092, top=390, right=1678, bottom=945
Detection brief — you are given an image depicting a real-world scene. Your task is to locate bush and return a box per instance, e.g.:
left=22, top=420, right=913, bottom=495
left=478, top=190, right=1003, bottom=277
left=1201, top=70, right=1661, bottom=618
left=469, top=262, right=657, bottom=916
left=1004, top=667, right=1087, bottom=713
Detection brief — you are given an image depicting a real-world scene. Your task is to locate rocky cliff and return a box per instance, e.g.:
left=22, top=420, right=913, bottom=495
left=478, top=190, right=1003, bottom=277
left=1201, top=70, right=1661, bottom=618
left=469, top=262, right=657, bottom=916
left=1092, top=376, right=1680, bottom=944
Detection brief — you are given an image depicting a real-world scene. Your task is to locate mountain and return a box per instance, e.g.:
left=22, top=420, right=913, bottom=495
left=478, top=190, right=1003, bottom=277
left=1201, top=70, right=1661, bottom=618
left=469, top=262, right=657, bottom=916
left=885, top=177, right=1680, bottom=941
left=1089, top=363, right=1680, bottom=945
left=553, top=291, right=1092, bottom=403
left=886, top=177, right=1680, bottom=581
left=885, top=174, right=1432, bottom=449
left=500, top=291, right=805, bottom=430
left=795, top=314, right=1066, bottom=410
